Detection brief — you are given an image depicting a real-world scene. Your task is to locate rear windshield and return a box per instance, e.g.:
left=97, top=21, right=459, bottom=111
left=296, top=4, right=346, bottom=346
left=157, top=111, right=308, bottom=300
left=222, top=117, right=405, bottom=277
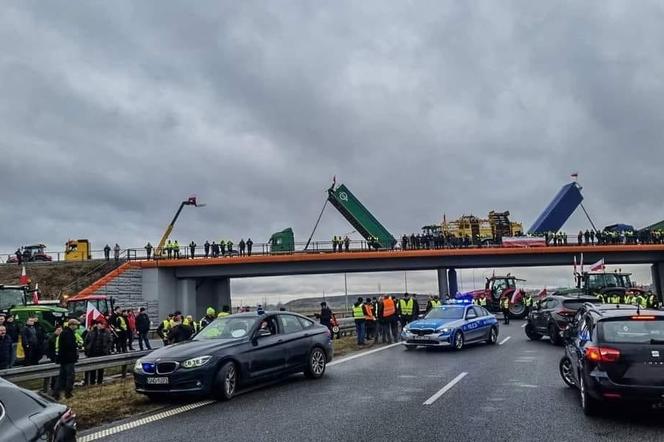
left=600, top=319, right=664, bottom=344
left=562, top=299, right=598, bottom=310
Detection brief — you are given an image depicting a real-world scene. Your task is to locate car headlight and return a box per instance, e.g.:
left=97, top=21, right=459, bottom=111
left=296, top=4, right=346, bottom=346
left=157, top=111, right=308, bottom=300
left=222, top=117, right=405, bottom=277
left=437, top=327, right=451, bottom=334
left=134, top=359, right=142, bottom=372
left=403, top=326, right=410, bottom=333
left=182, top=355, right=212, bottom=369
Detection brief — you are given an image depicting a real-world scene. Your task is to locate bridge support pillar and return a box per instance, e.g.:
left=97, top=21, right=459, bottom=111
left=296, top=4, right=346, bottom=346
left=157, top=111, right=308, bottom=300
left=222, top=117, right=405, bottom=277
left=437, top=268, right=449, bottom=299
left=176, top=279, right=197, bottom=317
left=448, top=268, right=458, bottom=297
left=196, top=278, right=231, bottom=319
left=651, top=263, right=664, bottom=302
left=142, top=267, right=177, bottom=321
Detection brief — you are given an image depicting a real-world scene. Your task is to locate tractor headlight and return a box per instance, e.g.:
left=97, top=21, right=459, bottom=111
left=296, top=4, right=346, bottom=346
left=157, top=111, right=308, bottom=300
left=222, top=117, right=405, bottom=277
left=182, top=355, right=212, bottom=369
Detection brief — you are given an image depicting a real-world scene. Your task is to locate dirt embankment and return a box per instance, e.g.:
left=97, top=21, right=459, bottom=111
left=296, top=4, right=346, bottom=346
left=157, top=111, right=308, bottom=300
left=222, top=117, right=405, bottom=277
left=0, top=260, right=122, bottom=299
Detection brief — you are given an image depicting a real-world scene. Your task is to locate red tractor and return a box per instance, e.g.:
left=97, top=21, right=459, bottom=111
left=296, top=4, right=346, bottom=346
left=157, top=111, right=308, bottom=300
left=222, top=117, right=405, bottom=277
left=457, top=274, right=529, bottom=318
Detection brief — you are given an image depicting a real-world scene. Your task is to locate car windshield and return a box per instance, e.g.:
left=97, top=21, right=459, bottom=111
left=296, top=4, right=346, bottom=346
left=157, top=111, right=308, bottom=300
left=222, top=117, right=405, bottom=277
left=194, top=317, right=256, bottom=340
left=425, top=307, right=465, bottom=320
left=600, top=319, right=664, bottom=344
left=0, top=288, right=25, bottom=311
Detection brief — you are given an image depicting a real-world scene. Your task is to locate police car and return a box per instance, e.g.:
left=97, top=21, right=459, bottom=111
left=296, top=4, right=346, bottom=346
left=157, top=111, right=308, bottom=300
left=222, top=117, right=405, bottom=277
left=401, top=301, right=499, bottom=350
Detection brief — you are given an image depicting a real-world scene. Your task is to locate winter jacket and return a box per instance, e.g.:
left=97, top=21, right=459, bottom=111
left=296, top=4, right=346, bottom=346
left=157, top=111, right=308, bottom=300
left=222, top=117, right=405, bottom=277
left=136, top=313, right=151, bottom=333
left=57, top=328, right=79, bottom=364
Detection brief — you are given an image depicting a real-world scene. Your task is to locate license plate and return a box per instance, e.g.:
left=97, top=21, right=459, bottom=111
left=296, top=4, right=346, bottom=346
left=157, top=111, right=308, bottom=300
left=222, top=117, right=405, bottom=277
left=146, top=377, right=169, bottom=385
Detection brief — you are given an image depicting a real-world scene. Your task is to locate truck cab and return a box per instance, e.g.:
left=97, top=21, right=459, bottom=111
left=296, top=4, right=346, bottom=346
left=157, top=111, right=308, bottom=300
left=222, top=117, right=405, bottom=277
left=64, top=239, right=91, bottom=261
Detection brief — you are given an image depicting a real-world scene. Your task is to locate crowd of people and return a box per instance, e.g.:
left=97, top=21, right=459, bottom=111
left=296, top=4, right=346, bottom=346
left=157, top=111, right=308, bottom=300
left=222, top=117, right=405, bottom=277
left=142, top=238, right=255, bottom=260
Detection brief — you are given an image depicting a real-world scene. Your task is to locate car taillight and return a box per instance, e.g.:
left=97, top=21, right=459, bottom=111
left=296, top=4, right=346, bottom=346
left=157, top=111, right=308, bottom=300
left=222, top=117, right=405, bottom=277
left=558, top=309, right=575, bottom=317
left=631, top=316, right=655, bottom=320
left=585, top=346, right=621, bottom=363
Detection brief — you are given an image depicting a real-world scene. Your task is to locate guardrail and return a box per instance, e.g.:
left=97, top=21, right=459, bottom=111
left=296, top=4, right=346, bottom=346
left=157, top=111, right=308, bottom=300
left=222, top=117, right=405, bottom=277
left=0, top=351, right=150, bottom=385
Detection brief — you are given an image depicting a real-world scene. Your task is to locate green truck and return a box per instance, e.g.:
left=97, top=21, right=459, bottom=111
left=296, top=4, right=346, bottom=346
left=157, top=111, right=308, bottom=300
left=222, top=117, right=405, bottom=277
left=327, top=184, right=396, bottom=249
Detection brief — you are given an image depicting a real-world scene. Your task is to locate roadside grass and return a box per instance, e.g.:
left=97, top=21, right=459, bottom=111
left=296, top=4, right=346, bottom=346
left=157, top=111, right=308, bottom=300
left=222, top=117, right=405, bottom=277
left=39, top=336, right=386, bottom=431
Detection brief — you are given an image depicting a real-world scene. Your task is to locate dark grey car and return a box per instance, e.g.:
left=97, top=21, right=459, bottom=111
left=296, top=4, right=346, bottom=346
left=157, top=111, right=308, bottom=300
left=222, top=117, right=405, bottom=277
left=134, top=312, right=333, bottom=400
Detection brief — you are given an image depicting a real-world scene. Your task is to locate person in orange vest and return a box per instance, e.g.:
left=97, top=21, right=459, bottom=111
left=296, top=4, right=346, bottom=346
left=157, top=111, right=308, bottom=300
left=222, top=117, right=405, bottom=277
left=377, top=295, right=397, bottom=344
left=363, top=297, right=376, bottom=342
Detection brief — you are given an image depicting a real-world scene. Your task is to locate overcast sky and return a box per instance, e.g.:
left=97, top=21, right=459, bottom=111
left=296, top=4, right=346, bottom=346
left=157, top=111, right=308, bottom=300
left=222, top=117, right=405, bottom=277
left=1, top=2, right=663, bottom=302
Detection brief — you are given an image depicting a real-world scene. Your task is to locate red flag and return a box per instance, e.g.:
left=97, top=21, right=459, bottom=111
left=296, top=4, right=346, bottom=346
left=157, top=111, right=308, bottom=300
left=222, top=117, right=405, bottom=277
left=590, top=258, right=605, bottom=272
left=536, top=287, right=547, bottom=299
left=19, top=266, right=30, bottom=285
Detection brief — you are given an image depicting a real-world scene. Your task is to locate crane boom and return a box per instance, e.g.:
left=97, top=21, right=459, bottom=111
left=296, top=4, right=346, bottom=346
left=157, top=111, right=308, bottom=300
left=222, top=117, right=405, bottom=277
left=154, top=197, right=201, bottom=257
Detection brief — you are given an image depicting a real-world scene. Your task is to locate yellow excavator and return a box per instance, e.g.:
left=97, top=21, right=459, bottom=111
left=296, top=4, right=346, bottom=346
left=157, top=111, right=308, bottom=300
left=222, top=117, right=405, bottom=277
left=154, top=196, right=205, bottom=258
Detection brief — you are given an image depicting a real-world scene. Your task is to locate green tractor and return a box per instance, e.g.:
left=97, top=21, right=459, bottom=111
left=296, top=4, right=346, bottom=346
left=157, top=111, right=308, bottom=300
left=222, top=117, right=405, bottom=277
left=0, top=284, right=68, bottom=335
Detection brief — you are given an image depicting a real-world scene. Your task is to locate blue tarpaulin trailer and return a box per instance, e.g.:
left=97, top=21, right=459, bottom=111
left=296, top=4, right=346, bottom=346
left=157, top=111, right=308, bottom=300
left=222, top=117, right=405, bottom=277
left=528, top=182, right=584, bottom=234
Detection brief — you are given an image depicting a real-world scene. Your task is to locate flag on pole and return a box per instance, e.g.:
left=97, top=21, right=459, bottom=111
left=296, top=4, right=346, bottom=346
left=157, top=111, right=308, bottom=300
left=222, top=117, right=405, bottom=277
left=86, top=302, right=103, bottom=329
left=574, top=256, right=577, bottom=274
left=536, top=287, right=547, bottom=299
left=590, top=258, right=605, bottom=272
left=580, top=253, right=584, bottom=273
left=19, top=266, right=30, bottom=285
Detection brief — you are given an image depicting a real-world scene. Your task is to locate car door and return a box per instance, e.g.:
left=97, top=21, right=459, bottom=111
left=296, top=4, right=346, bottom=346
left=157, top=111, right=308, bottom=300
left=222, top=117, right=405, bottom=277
left=534, top=299, right=552, bottom=332
left=462, top=307, right=482, bottom=341
left=247, top=315, right=287, bottom=379
left=570, top=314, right=593, bottom=385
left=277, top=314, right=312, bottom=370
left=472, top=306, right=492, bottom=340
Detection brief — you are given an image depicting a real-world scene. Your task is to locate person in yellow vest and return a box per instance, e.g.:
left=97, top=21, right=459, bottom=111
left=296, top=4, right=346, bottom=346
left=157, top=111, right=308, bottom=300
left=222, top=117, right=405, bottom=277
left=426, top=296, right=442, bottom=312
left=184, top=315, right=200, bottom=334
left=363, top=297, right=377, bottom=342
left=156, top=313, right=174, bottom=346
left=500, top=295, right=510, bottom=325
left=647, top=292, right=659, bottom=309
left=352, top=297, right=366, bottom=345
left=624, top=292, right=634, bottom=305
left=478, top=293, right=488, bottom=308
left=634, top=293, right=648, bottom=308
left=217, top=305, right=231, bottom=318
left=166, top=240, right=173, bottom=259
left=114, top=309, right=128, bottom=353
left=523, top=292, right=534, bottom=316
left=201, top=307, right=216, bottom=329
left=609, top=293, right=621, bottom=304
left=173, top=240, right=180, bottom=259
left=399, top=293, right=415, bottom=328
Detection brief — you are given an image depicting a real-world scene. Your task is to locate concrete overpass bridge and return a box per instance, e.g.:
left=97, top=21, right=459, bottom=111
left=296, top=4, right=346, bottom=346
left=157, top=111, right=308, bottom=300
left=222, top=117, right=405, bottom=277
left=114, top=244, right=664, bottom=320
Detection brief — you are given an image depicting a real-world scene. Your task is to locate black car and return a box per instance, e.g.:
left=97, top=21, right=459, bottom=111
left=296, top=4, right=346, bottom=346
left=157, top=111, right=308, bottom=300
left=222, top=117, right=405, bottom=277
left=0, top=378, right=76, bottom=441
left=559, top=303, right=664, bottom=416
left=525, top=292, right=599, bottom=345
left=134, top=311, right=333, bottom=400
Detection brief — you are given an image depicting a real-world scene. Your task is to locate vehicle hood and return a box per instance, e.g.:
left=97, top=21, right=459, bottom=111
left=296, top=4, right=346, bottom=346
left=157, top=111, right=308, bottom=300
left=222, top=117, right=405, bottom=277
left=141, top=338, right=247, bottom=361
left=407, top=318, right=464, bottom=330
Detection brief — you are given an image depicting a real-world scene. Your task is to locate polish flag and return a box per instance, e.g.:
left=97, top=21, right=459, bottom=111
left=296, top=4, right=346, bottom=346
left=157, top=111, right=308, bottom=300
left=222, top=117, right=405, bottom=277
left=574, top=256, right=577, bottom=274
left=32, top=283, right=40, bottom=304
left=536, top=287, right=547, bottom=299
left=86, top=302, right=103, bottom=329
left=590, top=258, right=605, bottom=272
left=19, top=266, right=30, bottom=285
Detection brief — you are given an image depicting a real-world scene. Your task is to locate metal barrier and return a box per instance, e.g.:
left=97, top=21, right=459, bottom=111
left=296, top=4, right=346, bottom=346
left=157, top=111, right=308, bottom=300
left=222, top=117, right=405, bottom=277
left=0, top=350, right=150, bottom=384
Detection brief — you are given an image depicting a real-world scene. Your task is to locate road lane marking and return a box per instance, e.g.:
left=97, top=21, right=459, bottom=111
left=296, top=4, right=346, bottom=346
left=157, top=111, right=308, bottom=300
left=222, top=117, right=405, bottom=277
left=77, top=400, right=215, bottom=442
left=328, top=342, right=401, bottom=367
left=521, top=323, right=527, bottom=328
left=499, top=336, right=511, bottom=345
left=423, top=372, right=468, bottom=405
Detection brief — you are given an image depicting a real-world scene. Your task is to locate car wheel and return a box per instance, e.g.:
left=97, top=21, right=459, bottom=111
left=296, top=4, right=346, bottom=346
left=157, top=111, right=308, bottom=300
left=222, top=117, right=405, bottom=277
left=214, top=361, right=237, bottom=401
left=304, top=347, right=327, bottom=379
left=453, top=331, right=464, bottom=351
left=579, top=372, right=601, bottom=416
left=559, top=357, right=575, bottom=388
left=486, top=327, right=498, bottom=345
left=549, top=324, right=561, bottom=346
left=525, top=323, right=542, bottom=341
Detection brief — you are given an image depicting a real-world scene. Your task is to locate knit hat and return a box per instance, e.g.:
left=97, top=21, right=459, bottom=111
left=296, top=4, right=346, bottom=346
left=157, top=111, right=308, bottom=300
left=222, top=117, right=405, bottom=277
left=206, top=307, right=215, bottom=316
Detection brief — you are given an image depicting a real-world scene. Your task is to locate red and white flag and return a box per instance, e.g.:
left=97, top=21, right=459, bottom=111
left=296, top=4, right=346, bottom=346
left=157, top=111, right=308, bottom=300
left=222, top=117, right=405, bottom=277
left=19, top=266, right=30, bottom=285
left=573, top=256, right=577, bottom=274
left=32, top=283, right=40, bottom=304
left=536, top=287, right=547, bottom=299
left=590, top=258, right=605, bottom=272
left=86, top=302, right=103, bottom=329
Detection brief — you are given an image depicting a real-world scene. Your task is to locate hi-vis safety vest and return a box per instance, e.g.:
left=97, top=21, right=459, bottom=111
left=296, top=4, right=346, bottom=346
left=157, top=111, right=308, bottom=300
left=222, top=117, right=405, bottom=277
left=217, top=312, right=230, bottom=318
left=352, top=305, right=365, bottom=320
left=610, top=295, right=621, bottom=304
left=117, top=316, right=127, bottom=331
left=500, top=298, right=509, bottom=309
left=162, top=320, right=171, bottom=331
left=524, top=296, right=533, bottom=307
left=383, top=298, right=396, bottom=317
left=478, top=297, right=487, bottom=307
left=364, top=304, right=375, bottom=321
left=399, top=299, right=413, bottom=315
left=430, top=300, right=442, bottom=308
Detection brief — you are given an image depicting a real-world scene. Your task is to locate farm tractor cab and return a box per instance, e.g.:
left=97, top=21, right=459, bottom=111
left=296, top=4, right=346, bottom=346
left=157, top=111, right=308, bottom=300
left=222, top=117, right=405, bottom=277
left=0, top=284, right=67, bottom=335
left=457, top=274, right=529, bottom=318
left=576, top=270, right=640, bottom=298
left=65, top=294, right=115, bottom=324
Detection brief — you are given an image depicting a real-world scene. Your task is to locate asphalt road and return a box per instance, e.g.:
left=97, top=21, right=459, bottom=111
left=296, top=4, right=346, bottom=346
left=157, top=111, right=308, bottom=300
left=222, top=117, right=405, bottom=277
left=90, top=320, right=664, bottom=442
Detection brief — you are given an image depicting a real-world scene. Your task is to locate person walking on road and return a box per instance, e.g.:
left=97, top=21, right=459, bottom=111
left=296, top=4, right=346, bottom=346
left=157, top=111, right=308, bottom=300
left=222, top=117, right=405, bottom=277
left=53, top=319, right=80, bottom=400
left=352, top=297, right=366, bottom=345
left=523, top=291, right=534, bottom=317
left=316, top=302, right=334, bottom=338
left=136, top=307, right=152, bottom=351
left=104, top=244, right=111, bottom=260
left=246, top=238, right=253, bottom=256
left=500, top=295, right=510, bottom=325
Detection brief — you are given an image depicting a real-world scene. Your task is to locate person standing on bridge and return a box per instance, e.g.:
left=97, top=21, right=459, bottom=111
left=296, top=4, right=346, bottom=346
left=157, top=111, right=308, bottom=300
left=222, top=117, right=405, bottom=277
left=500, top=295, right=510, bottom=325
left=173, top=240, right=180, bottom=259
left=344, top=236, right=350, bottom=252
left=577, top=231, right=583, bottom=246
left=352, top=297, right=366, bottom=345
left=246, top=238, right=253, bottom=256
left=590, top=230, right=595, bottom=245
left=113, top=243, right=121, bottom=260
left=219, top=240, right=226, bottom=257
left=166, top=240, right=173, bottom=258
left=189, top=241, right=196, bottom=259
left=226, top=240, right=233, bottom=256
left=204, top=240, right=210, bottom=258
left=145, top=242, right=152, bottom=260
left=104, top=244, right=111, bottom=260
left=239, top=239, right=246, bottom=256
